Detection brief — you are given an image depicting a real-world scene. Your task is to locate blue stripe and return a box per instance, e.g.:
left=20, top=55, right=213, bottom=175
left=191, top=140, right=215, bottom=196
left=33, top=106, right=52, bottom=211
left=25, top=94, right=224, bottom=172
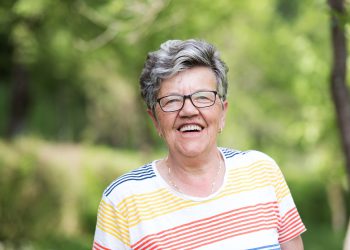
left=104, top=164, right=156, bottom=196
left=247, top=244, right=280, bottom=250
left=220, top=147, right=242, bottom=158
left=220, top=147, right=254, bottom=159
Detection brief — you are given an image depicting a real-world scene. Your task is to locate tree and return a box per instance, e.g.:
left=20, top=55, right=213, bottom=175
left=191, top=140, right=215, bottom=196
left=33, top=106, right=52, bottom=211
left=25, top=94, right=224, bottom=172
left=327, top=0, right=350, bottom=248
left=327, top=0, right=350, bottom=185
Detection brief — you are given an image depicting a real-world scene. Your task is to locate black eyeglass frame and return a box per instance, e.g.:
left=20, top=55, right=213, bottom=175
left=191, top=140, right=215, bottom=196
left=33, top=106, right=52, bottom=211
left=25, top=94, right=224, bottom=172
left=156, top=90, right=219, bottom=112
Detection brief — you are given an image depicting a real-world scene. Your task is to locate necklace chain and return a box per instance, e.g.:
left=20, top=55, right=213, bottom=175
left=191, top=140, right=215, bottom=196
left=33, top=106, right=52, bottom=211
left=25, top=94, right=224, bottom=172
left=166, top=153, right=223, bottom=195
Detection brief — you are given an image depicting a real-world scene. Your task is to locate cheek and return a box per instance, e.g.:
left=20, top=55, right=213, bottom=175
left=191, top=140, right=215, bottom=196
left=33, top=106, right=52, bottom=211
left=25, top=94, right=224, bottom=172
left=209, top=113, right=225, bottom=132
left=157, top=114, right=176, bottom=134
left=208, top=108, right=224, bottom=126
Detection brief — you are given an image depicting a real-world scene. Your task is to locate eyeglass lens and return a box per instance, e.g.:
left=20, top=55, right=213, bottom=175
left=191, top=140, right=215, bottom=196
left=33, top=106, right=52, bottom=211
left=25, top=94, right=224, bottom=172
left=158, top=91, right=216, bottom=112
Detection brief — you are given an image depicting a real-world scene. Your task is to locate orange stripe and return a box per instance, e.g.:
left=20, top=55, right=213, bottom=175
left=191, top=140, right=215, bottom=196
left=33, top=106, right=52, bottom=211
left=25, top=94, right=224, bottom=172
left=185, top=227, right=275, bottom=250
left=143, top=213, right=279, bottom=249
left=132, top=202, right=279, bottom=249
left=136, top=202, right=278, bottom=246
left=93, top=241, right=111, bottom=250
left=171, top=225, right=277, bottom=250
left=152, top=221, right=277, bottom=250
left=279, top=208, right=300, bottom=233
left=279, top=224, right=306, bottom=243
left=148, top=224, right=277, bottom=250
left=279, top=217, right=305, bottom=240
left=281, top=207, right=298, bottom=222
left=112, top=160, right=291, bottom=229
left=278, top=208, right=305, bottom=243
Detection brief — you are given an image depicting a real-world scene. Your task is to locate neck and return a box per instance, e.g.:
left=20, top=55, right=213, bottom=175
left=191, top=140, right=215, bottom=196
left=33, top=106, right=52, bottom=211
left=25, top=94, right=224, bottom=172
left=164, top=148, right=225, bottom=197
left=167, top=147, right=220, bottom=175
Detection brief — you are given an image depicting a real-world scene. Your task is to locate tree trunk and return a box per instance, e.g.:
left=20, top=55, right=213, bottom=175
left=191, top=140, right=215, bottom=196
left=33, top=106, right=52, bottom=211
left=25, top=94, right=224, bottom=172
left=328, top=0, right=350, bottom=184
left=6, top=62, right=30, bottom=138
left=327, top=0, right=350, bottom=248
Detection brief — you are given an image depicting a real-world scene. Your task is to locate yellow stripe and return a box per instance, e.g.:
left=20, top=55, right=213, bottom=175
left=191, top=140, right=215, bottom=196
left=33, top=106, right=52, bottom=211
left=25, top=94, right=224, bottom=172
left=99, top=201, right=128, bottom=229
left=117, top=159, right=291, bottom=228
left=120, top=195, right=185, bottom=221
left=97, top=217, right=129, bottom=242
left=96, top=224, right=130, bottom=246
left=100, top=200, right=128, bottom=228
left=227, top=160, right=290, bottom=201
left=118, top=188, right=179, bottom=213
left=274, top=178, right=290, bottom=201
left=97, top=209, right=128, bottom=232
left=97, top=200, right=130, bottom=245
left=122, top=191, right=195, bottom=227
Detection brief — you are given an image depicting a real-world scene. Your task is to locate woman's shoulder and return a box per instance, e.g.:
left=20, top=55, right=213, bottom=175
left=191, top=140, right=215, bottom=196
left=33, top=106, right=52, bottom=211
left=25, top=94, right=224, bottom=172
left=220, top=147, right=277, bottom=167
left=102, top=162, right=157, bottom=200
left=220, top=147, right=272, bottom=158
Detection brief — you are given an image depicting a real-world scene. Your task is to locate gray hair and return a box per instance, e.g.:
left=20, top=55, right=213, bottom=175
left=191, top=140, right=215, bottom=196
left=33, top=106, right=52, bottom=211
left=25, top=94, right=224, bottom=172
left=139, top=39, right=228, bottom=112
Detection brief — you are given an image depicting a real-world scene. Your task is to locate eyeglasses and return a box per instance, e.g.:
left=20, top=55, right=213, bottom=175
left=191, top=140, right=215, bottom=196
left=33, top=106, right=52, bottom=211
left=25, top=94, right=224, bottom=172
left=157, top=90, right=218, bottom=112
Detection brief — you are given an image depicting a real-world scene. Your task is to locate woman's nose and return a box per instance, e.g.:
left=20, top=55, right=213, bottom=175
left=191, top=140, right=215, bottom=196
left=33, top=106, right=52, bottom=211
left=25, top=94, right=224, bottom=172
left=179, top=98, right=199, bottom=116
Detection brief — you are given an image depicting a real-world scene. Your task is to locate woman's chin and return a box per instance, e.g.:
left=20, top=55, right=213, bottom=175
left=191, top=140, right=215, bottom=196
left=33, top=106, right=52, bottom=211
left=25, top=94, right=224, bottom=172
left=174, top=142, right=213, bottom=158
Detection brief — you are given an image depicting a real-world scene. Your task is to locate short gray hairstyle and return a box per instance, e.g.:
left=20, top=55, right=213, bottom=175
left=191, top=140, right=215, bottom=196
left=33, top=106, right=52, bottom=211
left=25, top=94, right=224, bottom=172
left=139, top=39, right=228, bottom=112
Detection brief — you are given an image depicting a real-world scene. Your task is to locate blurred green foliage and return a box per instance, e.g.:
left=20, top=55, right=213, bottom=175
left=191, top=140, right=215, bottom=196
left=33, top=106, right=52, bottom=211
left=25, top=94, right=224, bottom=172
left=1, top=0, right=334, bottom=149
left=0, top=137, right=161, bottom=249
left=0, top=137, right=346, bottom=249
left=0, top=0, right=349, bottom=249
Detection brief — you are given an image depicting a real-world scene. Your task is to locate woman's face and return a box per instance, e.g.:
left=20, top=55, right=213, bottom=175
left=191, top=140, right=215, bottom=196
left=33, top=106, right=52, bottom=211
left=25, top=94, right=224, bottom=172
left=148, top=66, right=228, bottom=158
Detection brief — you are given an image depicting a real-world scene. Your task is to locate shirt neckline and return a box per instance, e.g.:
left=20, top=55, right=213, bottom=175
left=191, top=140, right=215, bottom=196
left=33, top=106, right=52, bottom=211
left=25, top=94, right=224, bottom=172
left=152, top=148, right=228, bottom=202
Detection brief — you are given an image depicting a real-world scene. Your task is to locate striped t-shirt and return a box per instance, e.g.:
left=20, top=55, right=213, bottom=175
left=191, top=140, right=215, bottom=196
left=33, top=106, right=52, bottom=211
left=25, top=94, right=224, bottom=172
left=93, top=148, right=306, bottom=250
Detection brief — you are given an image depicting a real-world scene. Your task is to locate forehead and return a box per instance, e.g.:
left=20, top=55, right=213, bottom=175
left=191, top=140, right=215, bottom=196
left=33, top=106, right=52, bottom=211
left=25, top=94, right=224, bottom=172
left=159, top=66, right=217, bottom=96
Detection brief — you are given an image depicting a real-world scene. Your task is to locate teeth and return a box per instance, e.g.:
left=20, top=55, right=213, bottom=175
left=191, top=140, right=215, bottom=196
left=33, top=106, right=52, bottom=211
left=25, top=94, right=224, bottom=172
left=179, top=125, right=202, bottom=132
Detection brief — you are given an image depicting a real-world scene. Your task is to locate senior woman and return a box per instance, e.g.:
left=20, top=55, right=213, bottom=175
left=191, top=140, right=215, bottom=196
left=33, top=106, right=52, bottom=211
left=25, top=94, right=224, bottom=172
left=93, top=39, right=306, bottom=250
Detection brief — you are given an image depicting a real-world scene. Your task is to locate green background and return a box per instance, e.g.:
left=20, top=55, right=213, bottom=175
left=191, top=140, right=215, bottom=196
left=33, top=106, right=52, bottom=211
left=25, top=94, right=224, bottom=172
left=0, top=0, right=348, bottom=249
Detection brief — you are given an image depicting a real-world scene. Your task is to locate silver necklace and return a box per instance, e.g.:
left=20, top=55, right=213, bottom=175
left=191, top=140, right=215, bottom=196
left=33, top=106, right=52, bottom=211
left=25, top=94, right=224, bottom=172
left=166, top=153, right=223, bottom=195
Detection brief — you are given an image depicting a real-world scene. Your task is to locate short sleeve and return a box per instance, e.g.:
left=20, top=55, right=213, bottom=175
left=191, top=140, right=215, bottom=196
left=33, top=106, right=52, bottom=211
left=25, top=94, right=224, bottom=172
left=271, top=161, right=306, bottom=243
left=93, top=195, right=131, bottom=250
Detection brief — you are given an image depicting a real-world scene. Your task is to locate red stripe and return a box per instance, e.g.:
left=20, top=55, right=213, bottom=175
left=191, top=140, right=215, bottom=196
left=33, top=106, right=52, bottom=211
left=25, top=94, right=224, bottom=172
left=280, top=214, right=301, bottom=235
left=279, top=208, right=301, bottom=234
left=280, top=222, right=303, bottom=241
left=93, top=242, right=111, bottom=250
left=132, top=202, right=279, bottom=249
left=280, top=211, right=299, bottom=228
left=152, top=221, right=278, bottom=250
left=138, top=202, right=279, bottom=248
left=181, top=225, right=277, bottom=250
left=134, top=202, right=278, bottom=249
left=278, top=208, right=305, bottom=243
left=279, top=221, right=305, bottom=242
left=279, top=224, right=306, bottom=243
left=146, top=214, right=279, bottom=250
left=280, top=207, right=298, bottom=223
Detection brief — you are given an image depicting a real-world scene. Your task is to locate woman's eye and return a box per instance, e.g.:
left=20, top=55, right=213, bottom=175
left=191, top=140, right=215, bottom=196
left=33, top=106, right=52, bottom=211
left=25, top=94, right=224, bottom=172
left=164, top=97, right=182, bottom=106
left=195, top=95, right=211, bottom=102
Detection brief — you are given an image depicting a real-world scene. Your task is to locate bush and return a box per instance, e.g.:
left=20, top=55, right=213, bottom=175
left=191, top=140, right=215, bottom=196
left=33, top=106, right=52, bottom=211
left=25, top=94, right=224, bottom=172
left=0, top=137, right=346, bottom=249
left=0, top=137, right=151, bottom=248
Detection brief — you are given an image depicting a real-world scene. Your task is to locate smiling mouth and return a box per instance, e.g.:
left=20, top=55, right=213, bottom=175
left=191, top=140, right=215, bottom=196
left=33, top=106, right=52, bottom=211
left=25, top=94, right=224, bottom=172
left=178, top=124, right=203, bottom=132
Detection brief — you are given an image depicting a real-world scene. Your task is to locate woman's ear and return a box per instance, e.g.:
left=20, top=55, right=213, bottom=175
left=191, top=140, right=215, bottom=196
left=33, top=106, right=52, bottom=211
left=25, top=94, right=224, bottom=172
left=219, top=100, right=228, bottom=131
